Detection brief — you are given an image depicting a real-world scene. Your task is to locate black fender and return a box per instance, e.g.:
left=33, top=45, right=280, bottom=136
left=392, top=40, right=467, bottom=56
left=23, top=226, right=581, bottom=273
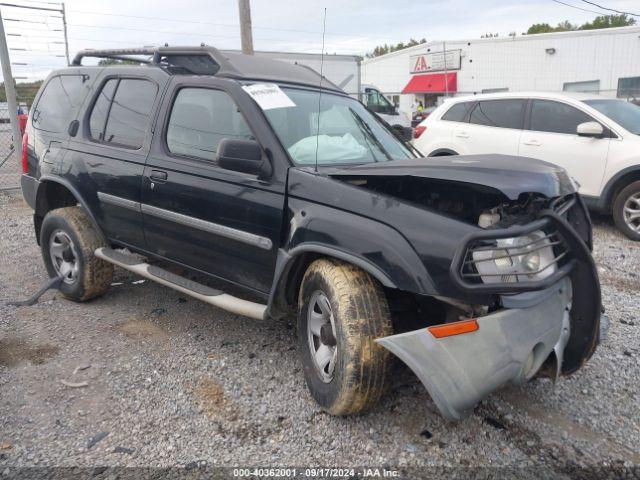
left=265, top=196, right=437, bottom=319
left=35, top=175, right=106, bottom=242
left=428, top=148, right=458, bottom=157
left=597, top=166, right=640, bottom=212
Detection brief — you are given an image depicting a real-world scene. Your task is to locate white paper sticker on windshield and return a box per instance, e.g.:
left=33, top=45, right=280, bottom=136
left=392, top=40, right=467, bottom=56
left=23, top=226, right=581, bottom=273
left=242, top=83, right=296, bottom=110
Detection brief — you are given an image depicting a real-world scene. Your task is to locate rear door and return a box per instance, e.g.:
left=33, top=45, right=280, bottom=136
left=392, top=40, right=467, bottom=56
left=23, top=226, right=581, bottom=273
left=519, top=99, right=610, bottom=197
left=65, top=69, right=167, bottom=248
left=452, top=99, right=525, bottom=155
left=141, top=77, right=286, bottom=295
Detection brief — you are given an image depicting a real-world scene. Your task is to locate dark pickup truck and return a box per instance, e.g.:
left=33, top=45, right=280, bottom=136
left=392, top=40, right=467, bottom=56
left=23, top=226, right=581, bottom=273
left=20, top=46, right=602, bottom=421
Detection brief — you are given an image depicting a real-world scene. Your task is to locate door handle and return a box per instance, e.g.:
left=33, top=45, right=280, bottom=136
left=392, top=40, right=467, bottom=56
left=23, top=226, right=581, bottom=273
left=149, top=170, right=168, bottom=182
left=523, top=139, right=541, bottom=147
left=455, top=132, right=469, bottom=138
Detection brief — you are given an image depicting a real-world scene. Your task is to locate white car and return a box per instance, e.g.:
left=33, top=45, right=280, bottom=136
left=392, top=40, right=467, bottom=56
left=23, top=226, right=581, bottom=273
left=414, top=92, right=640, bottom=240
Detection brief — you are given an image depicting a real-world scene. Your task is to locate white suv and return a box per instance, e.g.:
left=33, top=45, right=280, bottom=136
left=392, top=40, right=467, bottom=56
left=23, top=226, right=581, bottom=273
left=414, top=92, right=640, bottom=240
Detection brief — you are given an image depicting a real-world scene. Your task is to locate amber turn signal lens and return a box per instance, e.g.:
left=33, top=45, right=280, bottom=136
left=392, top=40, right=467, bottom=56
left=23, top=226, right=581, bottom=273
left=428, top=319, right=479, bottom=339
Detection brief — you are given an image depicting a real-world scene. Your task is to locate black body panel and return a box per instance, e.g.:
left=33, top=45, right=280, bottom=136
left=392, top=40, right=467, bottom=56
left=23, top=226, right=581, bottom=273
left=328, top=154, right=575, bottom=200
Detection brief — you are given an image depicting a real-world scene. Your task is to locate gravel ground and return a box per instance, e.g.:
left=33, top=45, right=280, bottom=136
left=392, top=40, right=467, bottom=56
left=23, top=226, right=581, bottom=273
left=0, top=191, right=638, bottom=477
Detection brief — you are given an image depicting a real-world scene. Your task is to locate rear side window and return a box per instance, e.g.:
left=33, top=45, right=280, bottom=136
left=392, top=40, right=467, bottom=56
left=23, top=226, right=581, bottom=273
left=166, top=88, right=254, bottom=161
left=441, top=101, right=471, bottom=122
left=89, top=79, right=117, bottom=140
left=469, top=99, right=525, bottom=129
left=89, top=78, right=157, bottom=149
left=33, top=75, right=87, bottom=133
left=530, top=100, right=593, bottom=135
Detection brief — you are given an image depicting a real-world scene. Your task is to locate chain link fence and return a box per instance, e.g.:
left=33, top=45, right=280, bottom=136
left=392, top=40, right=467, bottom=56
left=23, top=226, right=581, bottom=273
left=0, top=82, right=20, bottom=191
left=0, top=81, right=39, bottom=191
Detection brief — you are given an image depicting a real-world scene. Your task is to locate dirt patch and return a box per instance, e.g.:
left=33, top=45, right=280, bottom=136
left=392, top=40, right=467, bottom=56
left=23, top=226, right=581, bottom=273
left=194, top=377, right=228, bottom=417
left=119, top=318, right=169, bottom=342
left=0, top=337, right=59, bottom=368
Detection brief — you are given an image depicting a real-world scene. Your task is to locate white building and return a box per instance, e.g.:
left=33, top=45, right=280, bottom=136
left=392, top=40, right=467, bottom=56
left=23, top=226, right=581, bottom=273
left=361, top=26, right=640, bottom=117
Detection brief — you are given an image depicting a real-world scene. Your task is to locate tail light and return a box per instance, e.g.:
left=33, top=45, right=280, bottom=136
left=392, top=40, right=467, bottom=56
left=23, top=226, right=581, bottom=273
left=414, top=125, right=426, bottom=139
left=21, top=132, right=28, bottom=173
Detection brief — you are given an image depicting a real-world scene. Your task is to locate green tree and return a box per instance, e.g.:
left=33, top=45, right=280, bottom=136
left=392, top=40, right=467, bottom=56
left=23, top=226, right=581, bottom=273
left=97, top=58, right=140, bottom=66
left=366, top=38, right=426, bottom=58
left=579, top=14, right=636, bottom=30
left=527, top=14, right=635, bottom=35
left=527, top=23, right=554, bottom=34
left=0, top=79, right=44, bottom=107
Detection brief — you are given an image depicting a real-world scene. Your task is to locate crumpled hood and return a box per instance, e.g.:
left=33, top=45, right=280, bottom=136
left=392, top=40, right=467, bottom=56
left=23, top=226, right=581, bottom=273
left=326, top=154, right=576, bottom=200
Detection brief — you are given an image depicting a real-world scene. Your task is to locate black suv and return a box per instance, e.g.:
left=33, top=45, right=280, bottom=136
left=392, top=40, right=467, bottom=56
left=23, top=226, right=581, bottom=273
left=20, top=46, right=602, bottom=421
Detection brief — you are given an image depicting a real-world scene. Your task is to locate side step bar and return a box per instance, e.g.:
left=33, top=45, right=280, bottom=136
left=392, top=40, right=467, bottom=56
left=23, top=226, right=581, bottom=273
left=95, top=248, right=266, bottom=320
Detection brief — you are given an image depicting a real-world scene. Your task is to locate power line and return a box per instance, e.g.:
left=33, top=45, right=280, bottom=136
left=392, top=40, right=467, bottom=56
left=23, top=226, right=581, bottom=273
left=4, top=17, right=63, bottom=24
left=61, top=22, right=335, bottom=46
left=550, top=0, right=609, bottom=15
left=580, top=0, right=640, bottom=17
left=0, top=2, right=61, bottom=13
left=65, top=8, right=356, bottom=38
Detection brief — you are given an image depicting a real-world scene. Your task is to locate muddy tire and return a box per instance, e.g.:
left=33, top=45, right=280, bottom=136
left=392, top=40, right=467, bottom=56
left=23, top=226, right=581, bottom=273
left=298, top=258, right=393, bottom=416
left=40, top=206, right=113, bottom=301
left=612, top=181, right=640, bottom=241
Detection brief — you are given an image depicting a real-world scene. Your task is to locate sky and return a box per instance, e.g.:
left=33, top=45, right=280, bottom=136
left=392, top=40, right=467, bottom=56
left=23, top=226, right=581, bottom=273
left=2, top=0, right=638, bottom=81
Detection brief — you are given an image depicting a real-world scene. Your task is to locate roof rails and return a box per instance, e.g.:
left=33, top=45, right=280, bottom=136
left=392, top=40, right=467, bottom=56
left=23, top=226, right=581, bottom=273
left=72, top=45, right=234, bottom=75
left=71, top=45, right=344, bottom=93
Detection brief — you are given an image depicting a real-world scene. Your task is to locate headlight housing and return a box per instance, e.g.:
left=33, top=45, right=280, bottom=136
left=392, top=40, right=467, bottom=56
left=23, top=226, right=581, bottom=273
left=471, top=230, right=557, bottom=284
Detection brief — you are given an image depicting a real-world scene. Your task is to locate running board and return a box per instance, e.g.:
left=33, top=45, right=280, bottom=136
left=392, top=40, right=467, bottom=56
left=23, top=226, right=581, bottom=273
left=95, top=247, right=266, bottom=320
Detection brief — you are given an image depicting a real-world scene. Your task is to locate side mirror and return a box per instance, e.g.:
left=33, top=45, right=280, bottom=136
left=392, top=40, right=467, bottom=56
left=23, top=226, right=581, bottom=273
left=216, top=138, right=268, bottom=176
left=577, top=121, right=604, bottom=138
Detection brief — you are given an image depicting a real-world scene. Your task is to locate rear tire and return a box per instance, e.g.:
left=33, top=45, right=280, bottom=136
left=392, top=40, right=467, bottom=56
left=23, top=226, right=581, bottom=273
left=40, top=206, right=113, bottom=301
left=297, top=258, right=393, bottom=416
left=612, top=181, right=640, bottom=241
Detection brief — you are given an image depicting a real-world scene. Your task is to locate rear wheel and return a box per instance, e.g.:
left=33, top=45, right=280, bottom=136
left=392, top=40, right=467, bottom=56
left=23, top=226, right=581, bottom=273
left=40, top=206, right=113, bottom=301
left=612, top=181, right=640, bottom=241
left=297, top=258, right=393, bottom=416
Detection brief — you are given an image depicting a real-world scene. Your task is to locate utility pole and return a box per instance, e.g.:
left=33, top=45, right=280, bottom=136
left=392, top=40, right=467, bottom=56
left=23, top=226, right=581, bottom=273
left=61, top=2, right=70, bottom=66
left=0, top=8, right=23, bottom=162
left=238, top=0, right=254, bottom=55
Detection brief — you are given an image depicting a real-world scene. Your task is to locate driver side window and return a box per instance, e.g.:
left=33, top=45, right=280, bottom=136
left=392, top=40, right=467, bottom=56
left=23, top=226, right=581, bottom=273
left=166, top=87, right=254, bottom=162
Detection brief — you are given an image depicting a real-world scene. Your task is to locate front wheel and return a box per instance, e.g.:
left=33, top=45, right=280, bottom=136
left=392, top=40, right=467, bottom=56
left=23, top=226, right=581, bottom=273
left=40, top=206, right=113, bottom=301
left=612, top=181, right=640, bottom=241
left=298, top=258, right=393, bottom=416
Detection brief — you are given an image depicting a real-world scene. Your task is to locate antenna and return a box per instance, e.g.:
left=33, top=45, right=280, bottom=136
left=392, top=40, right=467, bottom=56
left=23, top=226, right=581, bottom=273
left=314, top=7, right=327, bottom=173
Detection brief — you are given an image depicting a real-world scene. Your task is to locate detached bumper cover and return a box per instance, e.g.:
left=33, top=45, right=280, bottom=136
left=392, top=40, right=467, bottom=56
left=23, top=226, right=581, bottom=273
left=376, top=279, right=572, bottom=421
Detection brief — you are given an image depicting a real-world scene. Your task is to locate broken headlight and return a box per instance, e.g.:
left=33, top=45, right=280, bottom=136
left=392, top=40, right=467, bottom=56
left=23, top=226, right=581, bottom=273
left=471, top=230, right=557, bottom=284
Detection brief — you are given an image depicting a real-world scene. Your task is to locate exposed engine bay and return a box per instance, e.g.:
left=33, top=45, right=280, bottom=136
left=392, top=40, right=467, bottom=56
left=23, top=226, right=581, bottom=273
left=340, top=175, right=553, bottom=228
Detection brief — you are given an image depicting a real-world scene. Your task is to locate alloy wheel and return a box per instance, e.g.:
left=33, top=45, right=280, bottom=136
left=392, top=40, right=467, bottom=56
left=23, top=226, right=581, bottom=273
left=307, top=291, right=338, bottom=383
left=49, top=229, right=79, bottom=284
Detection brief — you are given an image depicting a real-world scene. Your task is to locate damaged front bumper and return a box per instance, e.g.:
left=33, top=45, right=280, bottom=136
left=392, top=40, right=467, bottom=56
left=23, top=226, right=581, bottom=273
left=376, top=207, right=602, bottom=422
left=377, top=279, right=572, bottom=421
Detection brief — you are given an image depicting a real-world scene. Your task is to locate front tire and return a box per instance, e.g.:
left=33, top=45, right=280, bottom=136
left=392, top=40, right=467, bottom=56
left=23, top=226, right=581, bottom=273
left=40, top=206, right=113, bottom=301
left=612, top=181, right=640, bottom=241
left=298, top=258, right=393, bottom=416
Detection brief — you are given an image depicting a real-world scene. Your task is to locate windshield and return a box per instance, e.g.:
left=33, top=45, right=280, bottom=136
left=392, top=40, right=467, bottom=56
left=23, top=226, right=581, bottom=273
left=262, top=88, right=414, bottom=166
left=584, top=99, right=640, bottom=135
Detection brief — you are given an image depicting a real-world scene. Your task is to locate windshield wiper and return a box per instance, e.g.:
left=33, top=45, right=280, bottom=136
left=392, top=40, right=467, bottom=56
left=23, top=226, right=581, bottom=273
left=348, top=108, right=394, bottom=162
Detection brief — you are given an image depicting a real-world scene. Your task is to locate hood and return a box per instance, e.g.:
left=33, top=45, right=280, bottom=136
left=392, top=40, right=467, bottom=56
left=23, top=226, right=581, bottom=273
left=325, top=154, right=575, bottom=200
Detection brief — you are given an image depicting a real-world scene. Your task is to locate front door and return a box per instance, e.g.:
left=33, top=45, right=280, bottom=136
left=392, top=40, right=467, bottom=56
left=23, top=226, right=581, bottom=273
left=519, top=99, right=610, bottom=197
left=141, top=79, right=286, bottom=295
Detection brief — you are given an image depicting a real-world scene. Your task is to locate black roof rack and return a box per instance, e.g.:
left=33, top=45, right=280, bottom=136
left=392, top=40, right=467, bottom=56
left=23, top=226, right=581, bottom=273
left=71, top=45, right=343, bottom=93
